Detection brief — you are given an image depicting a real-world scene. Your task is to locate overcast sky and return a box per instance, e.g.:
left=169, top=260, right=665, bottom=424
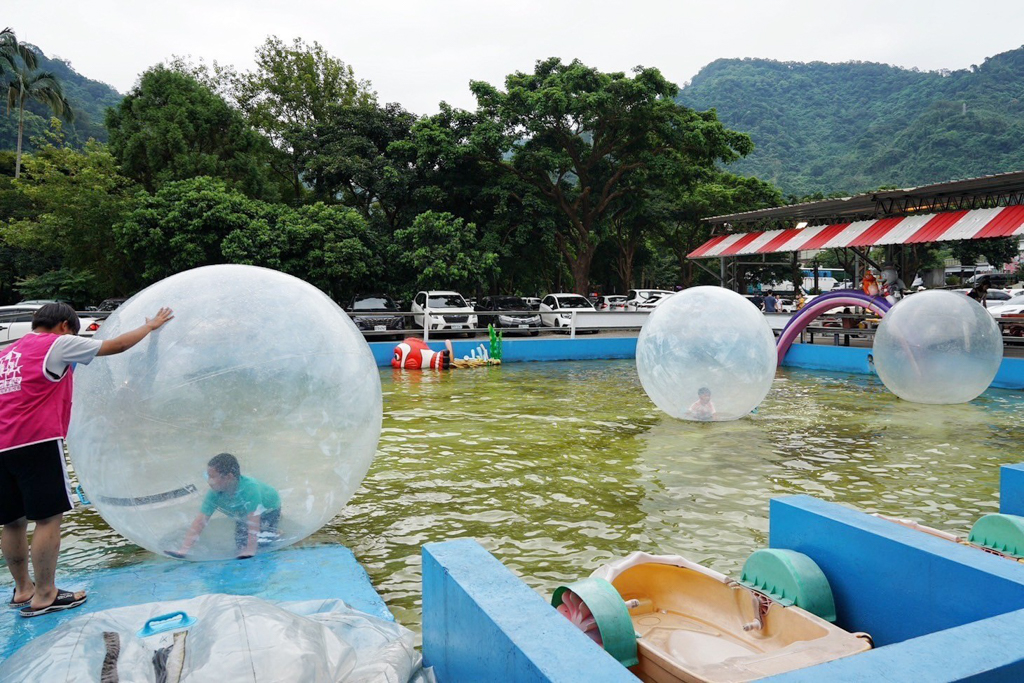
left=9, top=1, right=1024, bottom=115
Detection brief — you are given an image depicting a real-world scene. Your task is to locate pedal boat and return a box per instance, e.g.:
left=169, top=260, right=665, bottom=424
left=560, top=550, right=872, bottom=683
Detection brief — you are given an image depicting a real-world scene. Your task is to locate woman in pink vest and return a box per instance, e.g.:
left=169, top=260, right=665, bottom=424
left=0, top=302, right=173, bottom=617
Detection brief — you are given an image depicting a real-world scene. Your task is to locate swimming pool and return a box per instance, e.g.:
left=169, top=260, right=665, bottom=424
left=55, top=360, right=1023, bottom=631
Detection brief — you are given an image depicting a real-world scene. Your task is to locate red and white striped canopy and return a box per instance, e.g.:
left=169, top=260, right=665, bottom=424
left=688, top=205, right=1024, bottom=259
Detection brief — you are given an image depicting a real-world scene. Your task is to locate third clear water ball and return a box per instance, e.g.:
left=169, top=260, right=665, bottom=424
left=873, top=290, right=1002, bottom=404
left=636, top=287, right=777, bottom=421
left=67, top=265, right=382, bottom=560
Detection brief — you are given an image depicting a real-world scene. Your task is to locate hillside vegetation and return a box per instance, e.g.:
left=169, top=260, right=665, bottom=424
left=677, top=46, right=1024, bottom=195
left=0, top=45, right=121, bottom=151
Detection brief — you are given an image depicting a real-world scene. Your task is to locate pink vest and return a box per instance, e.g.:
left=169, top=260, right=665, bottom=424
left=0, top=333, right=74, bottom=453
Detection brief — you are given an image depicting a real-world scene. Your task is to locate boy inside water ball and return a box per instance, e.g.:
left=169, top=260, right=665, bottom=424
left=167, top=452, right=281, bottom=559
left=686, top=387, right=717, bottom=421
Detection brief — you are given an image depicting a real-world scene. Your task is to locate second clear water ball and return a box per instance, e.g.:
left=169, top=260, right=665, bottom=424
left=636, top=287, right=777, bottom=421
left=873, top=290, right=1002, bottom=404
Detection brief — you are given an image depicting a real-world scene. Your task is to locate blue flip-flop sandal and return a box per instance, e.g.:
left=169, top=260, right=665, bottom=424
left=18, top=589, right=86, bottom=618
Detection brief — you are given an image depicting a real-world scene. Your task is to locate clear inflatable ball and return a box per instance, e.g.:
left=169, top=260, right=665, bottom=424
left=873, top=290, right=1002, bottom=404
left=68, top=265, right=382, bottom=560
left=636, top=287, right=777, bottom=421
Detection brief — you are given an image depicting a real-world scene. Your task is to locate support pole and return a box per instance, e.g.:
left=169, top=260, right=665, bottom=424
left=691, top=259, right=723, bottom=283
left=850, top=247, right=884, bottom=273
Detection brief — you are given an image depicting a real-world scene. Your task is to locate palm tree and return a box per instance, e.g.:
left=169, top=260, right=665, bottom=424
left=2, top=29, right=72, bottom=178
left=0, top=27, right=32, bottom=77
left=5, top=63, right=73, bottom=178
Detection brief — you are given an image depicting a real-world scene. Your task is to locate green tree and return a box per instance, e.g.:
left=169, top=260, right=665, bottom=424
left=234, top=36, right=375, bottom=202
left=222, top=202, right=373, bottom=300
left=950, top=237, right=1019, bottom=270
left=653, top=171, right=782, bottom=287
left=106, top=66, right=273, bottom=199
left=114, top=176, right=275, bottom=283
left=3, top=128, right=140, bottom=298
left=392, top=211, right=498, bottom=295
left=0, top=146, right=54, bottom=304
left=436, top=57, right=753, bottom=293
left=115, top=176, right=374, bottom=299
left=14, top=268, right=96, bottom=307
left=301, top=101, right=421, bottom=230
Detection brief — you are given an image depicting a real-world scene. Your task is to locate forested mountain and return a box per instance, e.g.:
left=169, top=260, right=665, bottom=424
left=0, top=45, right=121, bottom=151
left=677, top=46, right=1024, bottom=196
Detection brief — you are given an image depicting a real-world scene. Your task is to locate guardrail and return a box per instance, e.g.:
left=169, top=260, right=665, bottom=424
left=3, top=307, right=1018, bottom=350
left=350, top=309, right=655, bottom=342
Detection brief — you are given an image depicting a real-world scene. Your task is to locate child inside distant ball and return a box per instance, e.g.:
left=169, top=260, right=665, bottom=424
left=687, top=387, right=717, bottom=421
left=167, top=453, right=281, bottom=559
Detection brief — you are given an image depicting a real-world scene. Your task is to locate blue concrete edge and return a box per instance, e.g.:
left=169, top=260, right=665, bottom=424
left=370, top=336, right=637, bottom=367
left=422, top=538, right=637, bottom=683
left=418, top=488, right=1024, bottom=683
left=765, top=495, right=1024, bottom=680
left=1000, top=464, right=1024, bottom=516
left=1, top=544, right=389, bottom=662
left=370, top=337, right=1024, bottom=391
left=781, top=342, right=1024, bottom=390
left=768, top=495, right=1024, bottom=646
left=764, top=607, right=1024, bottom=682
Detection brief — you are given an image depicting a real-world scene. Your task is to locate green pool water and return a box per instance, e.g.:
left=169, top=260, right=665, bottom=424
left=54, top=360, right=1023, bottom=630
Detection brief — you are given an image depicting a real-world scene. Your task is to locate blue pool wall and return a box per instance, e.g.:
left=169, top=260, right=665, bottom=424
left=422, top=471, right=1024, bottom=683
left=369, top=338, right=1024, bottom=390
left=1000, top=464, right=1024, bottom=515
left=764, top=494, right=1024, bottom=682
left=422, top=539, right=637, bottom=683
left=368, top=336, right=637, bottom=366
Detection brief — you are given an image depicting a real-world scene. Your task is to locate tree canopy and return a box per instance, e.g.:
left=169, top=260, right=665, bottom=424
left=424, top=57, right=754, bottom=293
left=4, top=36, right=1018, bottom=308
left=106, top=65, right=274, bottom=199
left=234, top=36, right=375, bottom=202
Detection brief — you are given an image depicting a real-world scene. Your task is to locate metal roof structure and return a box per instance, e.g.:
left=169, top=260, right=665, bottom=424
left=688, top=205, right=1024, bottom=259
left=703, top=170, right=1024, bottom=231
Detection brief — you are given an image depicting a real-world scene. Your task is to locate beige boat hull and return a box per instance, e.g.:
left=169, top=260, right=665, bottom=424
left=609, top=562, right=871, bottom=683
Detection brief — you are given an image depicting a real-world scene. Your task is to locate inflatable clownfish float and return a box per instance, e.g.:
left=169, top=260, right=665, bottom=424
left=391, top=338, right=501, bottom=370
left=392, top=337, right=451, bottom=370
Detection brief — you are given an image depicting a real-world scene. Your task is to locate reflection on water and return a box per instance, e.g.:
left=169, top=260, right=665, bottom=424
left=48, top=361, right=1024, bottom=631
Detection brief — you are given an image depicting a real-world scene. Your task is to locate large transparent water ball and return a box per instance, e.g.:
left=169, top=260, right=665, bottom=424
left=636, top=287, right=777, bottom=421
left=873, top=290, right=1002, bottom=404
left=67, top=265, right=382, bottom=560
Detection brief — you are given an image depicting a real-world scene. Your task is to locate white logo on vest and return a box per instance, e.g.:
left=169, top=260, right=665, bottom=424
left=0, top=350, right=23, bottom=395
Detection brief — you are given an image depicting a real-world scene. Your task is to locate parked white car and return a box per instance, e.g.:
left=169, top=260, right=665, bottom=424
left=988, top=290, right=1024, bottom=318
left=0, top=303, right=101, bottom=346
left=539, top=293, right=595, bottom=329
left=623, top=289, right=675, bottom=311
left=595, top=295, right=627, bottom=311
left=955, top=289, right=1012, bottom=306
left=777, top=296, right=798, bottom=313
left=522, top=297, right=542, bottom=311
left=410, top=291, right=477, bottom=336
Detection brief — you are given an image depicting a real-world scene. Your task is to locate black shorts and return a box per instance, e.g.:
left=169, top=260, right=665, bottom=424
left=234, top=508, right=282, bottom=550
left=0, top=439, right=74, bottom=524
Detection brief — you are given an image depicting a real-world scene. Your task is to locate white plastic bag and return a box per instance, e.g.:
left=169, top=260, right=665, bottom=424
left=0, top=594, right=435, bottom=683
